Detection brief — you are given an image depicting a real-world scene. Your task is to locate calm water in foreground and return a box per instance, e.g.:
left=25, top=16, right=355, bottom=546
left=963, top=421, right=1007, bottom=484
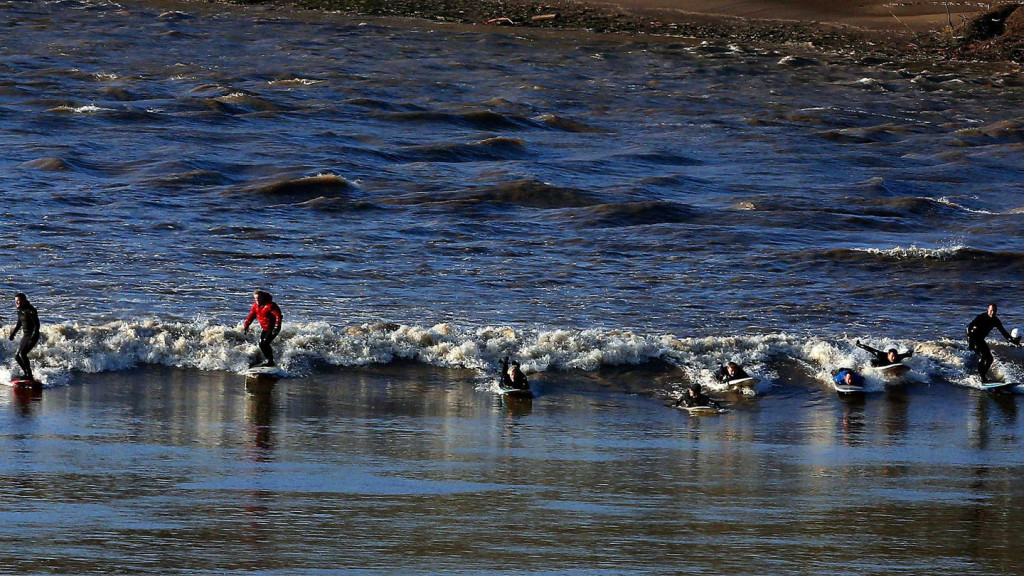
left=2, top=365, right=1024, bottom=574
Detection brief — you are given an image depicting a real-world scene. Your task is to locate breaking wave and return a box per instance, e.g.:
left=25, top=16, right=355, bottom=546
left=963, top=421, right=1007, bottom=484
left=7, top=319, right=1015, bottom=395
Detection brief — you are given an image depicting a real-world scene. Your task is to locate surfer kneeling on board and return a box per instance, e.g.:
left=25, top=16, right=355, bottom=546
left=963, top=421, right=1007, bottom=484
left=855, top=340, right=913, bottom=367
left=9, top=293, right=40, bottom=381
left=966, top=303, right=1019, bottom=383
left=716, top=362, right=750, bottom=382
left=499, top=356, right=529, bottom=390
left=675, top=383, right=720, bottom=408
left=832, top=368, right=864, bottom=389
left=243, top=290, right=283, bottom=368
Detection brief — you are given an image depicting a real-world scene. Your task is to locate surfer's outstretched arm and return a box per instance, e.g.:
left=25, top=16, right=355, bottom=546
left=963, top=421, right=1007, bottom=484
left=855, top=340, right=882, bottom=356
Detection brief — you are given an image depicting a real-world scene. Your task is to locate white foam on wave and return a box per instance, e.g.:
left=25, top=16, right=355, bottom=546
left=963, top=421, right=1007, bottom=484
left=268, top=78, right=323, bottom=86
left=855, top=243, right=967, bottom=260
left=0, top=320, right=1012, bottom=393
left=935, top=196, right=997, bottom=215
left=47, top=105, right=116, bottom=114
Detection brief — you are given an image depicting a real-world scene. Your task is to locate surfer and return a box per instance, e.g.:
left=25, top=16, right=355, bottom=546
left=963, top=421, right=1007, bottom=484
left=9, top=293, right=40, bottom=381
left=675, top=383, right=720, bottom=408
left=499, top=356, right=529, bottom=390
left=855, top=340, right=913, bottom=367
left=243, top=290, right=283, bottom=368
left=967, top=303, right=1019, bottom=382
left=716, top=362, right=750, bottom=382
left=832, top=368, right=865, bottom=389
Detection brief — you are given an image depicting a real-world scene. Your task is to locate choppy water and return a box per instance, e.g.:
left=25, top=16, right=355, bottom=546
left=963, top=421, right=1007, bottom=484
left=3, top=0, right=1024, bottom=390
left=4, top=0, right=1024, bottom=572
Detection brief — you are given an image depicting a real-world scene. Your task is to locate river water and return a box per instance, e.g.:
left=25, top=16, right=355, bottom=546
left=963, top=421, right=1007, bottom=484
left=2, top=0, right=1024, bottom=572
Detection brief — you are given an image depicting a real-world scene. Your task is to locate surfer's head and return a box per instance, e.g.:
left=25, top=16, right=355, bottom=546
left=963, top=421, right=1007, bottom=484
left=988, top=303, right=998, bottom=317
left=689, top=382, right=702, bottom=395
left=254, top=290, right=272, bottom=305
left=14, top=293, right=27, bottom=307
left=725, top=362, right=739, bottom=376
left=887, top=349, right=898, bottom=363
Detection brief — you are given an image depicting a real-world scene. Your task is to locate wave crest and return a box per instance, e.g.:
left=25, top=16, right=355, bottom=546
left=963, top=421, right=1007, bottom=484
left=6, top=320, right=1014, bottom=393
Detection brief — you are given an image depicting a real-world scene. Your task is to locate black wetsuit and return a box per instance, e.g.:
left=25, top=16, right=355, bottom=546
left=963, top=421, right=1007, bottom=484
left=499, top=357, right=529, bottom=390
left=967, top=312, right=1012, bottom=381
left=10, top=303, right=40, bottom=379
left=258, top=329, right=277, bottom=366
left=678, top=389, right=718, bottom=408
left=856, top=342, right=912, bottom=367
left=716, top=365, right=750, bottom=382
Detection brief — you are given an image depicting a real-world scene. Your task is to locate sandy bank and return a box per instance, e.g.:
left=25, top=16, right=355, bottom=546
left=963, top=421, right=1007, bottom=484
left=162, top=0, right=1024, bottom=62
left=607, top=0, right=989, bottom=31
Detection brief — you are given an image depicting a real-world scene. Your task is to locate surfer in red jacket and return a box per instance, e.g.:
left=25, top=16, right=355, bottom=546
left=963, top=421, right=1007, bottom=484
left=243, top=290, right=283, bottom=367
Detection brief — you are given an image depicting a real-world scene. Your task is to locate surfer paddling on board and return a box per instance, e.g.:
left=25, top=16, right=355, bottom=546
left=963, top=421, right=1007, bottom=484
left=9, top=293, right=40, bottom=381
left=499, top=356, right=529, bottom=390
left=832, top=368, right=865, bottom=389
left=966, top=303, right=1020, bottom=383
left=716, top=362, right=750, bottom=383
left=675, top=382, right=720, bottom=409
left=243, top=290, right=282, bottom=368
left=855, top=341, right=913, bottom=367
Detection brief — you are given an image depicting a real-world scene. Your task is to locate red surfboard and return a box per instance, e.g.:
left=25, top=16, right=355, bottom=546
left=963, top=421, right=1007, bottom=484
left=11, top=379, right=42, bottom=390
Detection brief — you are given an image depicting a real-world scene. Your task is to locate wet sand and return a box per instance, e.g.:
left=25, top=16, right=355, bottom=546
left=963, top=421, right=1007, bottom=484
left=608, top=0, right=979, bottom=31
left=184, top=0, right=1023, bottom=62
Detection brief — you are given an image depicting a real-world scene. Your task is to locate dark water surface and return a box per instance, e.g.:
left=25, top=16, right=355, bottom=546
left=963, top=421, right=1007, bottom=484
left=2, top=366, right=1024, bottom=574
left=0, top=0, right=1022, bottom=390
left=3, top=1, right=1024, bottom=572
left=2, top=0, right=1023, bottom=335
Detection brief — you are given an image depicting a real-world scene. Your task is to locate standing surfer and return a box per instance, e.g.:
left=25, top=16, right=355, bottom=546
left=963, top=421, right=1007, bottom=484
left=9, top=293, right=40, bottom=381
left=966, top=303, right=1019, bottom=383
left=243, top=290, right=283, bottom=368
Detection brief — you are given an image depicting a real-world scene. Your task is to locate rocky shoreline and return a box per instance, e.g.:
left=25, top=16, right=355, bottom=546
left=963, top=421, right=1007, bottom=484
left=215, top=0, right=1024, bottom=64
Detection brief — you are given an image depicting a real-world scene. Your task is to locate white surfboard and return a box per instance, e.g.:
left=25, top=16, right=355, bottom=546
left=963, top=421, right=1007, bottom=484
left=833, top=383, right=865, bottom=394
left=242, top=366, right=288, bottom=378
left=727, top=376, right=760, bottom=388
left=679, top=404, right=728, bottom=415
left=872, top=363, right=911, bottom=378
left=499, top=386, right=534, bottom=399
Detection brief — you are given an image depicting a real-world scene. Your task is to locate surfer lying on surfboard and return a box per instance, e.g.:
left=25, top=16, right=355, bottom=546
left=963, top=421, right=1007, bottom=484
left=9, top=293, right=40, bottom=382
left=675, top=383, right=721, bottom=409
left=243, top=290, right=283, bottom=368
left=832, top=368, right=865, bottom=389
left=499, top=356, right=529, bottom=390
left=716, top=361, right=750, bottom=382
left=855, top=340, right=913, bottom=367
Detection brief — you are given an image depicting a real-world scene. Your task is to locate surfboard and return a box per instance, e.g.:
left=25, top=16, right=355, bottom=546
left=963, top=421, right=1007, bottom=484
left=727, top=376, right=760, bottom=388
left=10, top=378, right=42, bottom=390
left=499, top=386, right=533, bottom=399
left=242, top=366, right=287, bottom=378
left=833, top=384, right=865, bottom=394
left=872, top=363, right=911, bottom=378
left=981, top=381, right=1021, bottom=393
left=679, top=404, right=728, bottom=415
